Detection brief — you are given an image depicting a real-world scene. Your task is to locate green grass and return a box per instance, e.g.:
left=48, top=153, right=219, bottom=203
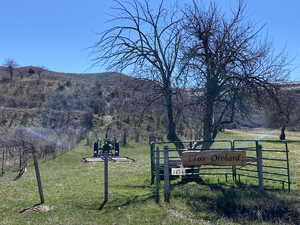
left=1, top=130, right=300, bottom=225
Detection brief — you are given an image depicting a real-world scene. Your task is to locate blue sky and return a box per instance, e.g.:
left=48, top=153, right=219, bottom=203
left=0, top=0, right=299, bottom=80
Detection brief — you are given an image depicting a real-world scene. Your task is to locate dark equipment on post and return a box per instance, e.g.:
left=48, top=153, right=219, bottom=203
left=93, top=138, right=120, bottom=157
left=114, top=142, right=120, bottom=157
left=102, top=140, right=111, bottom=154
left=93, top=141, right=99, bottom=157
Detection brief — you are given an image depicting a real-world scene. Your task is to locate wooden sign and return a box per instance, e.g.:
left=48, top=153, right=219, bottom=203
left=182, top=151, right=246, bottom=166
left=171, top=168, right=186, bottom=176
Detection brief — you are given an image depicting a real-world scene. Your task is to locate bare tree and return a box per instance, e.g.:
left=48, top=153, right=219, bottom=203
left=262, top=86, right=299, bottom=140
left=3, top=58, right=18, bottom=80
left=183, top=1, right=290, bottom=147
left=92, top=0, right=186, bottom=149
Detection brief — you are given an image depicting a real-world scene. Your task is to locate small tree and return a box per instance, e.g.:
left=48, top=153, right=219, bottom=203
left=3, top=59, right=18, bottom=80
left=262, top=87, right=298, bottom=140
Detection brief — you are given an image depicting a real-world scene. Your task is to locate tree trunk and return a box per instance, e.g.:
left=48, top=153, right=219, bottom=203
left=122, top=128, right=127, bottom=146
left=134, top=127, right=140, bottom=143
left=202, top=98, right=214, bottom=149
left=280, top=126, right=286, bottom=140
left=9, top=70, right=13, bottom=80
left=164, top=92, right=184, bottom=151
left=203, top=99, right=214, bottom=141
left=202, top=78, right=218, bottom=149
left=156, top=116, right=161, bottom=130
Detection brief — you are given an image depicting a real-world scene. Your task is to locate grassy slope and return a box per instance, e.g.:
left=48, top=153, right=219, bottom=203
left=1, top=130, right=300, bottom=225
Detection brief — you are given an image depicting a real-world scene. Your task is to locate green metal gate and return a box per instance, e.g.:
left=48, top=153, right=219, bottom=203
left=233, top=140, right=291, bottom=191
left=150, top=139, right=295, bottom=203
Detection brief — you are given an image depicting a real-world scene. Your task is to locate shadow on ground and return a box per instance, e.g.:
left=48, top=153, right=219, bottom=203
left=172, top=182, right=300, bottom=224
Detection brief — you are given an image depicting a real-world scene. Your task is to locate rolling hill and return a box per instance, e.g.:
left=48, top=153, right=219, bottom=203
left=0, top=66, right=299, bottom=148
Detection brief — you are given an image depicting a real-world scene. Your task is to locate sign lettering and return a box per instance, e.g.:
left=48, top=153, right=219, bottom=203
left=182, top=151, right=246, bottom=166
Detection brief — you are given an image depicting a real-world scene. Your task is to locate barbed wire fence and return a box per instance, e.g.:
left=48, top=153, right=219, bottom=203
left=0, top=129, right=56, bottom=205
left=0, top=141, right=45, bottom=205
left=1, top=144, right=26, bottom=181
left=0, top=127, right=74, bottom=179
left=0, top=126, right=87, bottom=207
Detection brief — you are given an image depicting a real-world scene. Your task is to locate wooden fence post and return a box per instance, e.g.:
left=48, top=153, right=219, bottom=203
left=32, top=146, right=45, bottom=204
left=155, top=147, right=160, bottom=203
left=255, top=141, right=264, bottom=192
left=163, top=146, right=170, bottom=203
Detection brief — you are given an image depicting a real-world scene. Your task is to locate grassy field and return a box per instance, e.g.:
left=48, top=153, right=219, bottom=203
left=1, top=130, right=300, bottom=225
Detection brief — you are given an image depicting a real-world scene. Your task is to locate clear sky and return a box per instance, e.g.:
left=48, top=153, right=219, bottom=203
left=0, top=0, right=299, bottom=81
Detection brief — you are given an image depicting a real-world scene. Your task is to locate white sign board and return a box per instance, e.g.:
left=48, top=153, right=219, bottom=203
left=171, top=168, right=186, bottom=176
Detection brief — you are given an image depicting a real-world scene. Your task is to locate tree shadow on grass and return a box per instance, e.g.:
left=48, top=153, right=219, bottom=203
left=74, top=191, right=156, bottom=211
left=97, top=192, right=156, bottom=210
left=114, top=184, right=153, bottom=190
left=98, top=199, right=107, bottom=210
left=172, top=182, right=300, bottom=225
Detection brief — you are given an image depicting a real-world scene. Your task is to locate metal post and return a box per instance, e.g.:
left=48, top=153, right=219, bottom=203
left=231, top=141, right=237, bottom=182
left=1, top=148, right=5, bottom=176
left=104, top=152, right=109, bottom=202
left=255, top=141, right=264, bottom=192
left=18, top=147, right=22, bottom=171
left=32, top=147, right=45, bottom=204
left=163, top=146, right=170, bottom=203
left=150, top=143, right=155, bottom=185
left=155, top=147, right=160, bottom=203
left=285, top=142, right=291, bottom=192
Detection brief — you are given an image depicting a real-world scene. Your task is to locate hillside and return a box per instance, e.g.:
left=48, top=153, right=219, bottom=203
left=0, top=66, right=300, bottom=148
left=0, top=66, right=165, bottom=148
